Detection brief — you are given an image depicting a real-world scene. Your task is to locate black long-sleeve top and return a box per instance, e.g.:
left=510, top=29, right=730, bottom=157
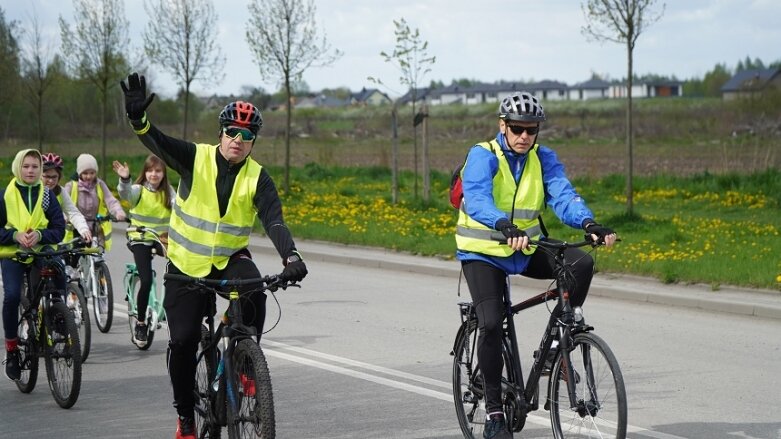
left=0, top=184, right=66, bottom=246
left=130, top=119, right=297, bottom=261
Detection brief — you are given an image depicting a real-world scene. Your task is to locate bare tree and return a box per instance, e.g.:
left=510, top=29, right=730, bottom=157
left=0, top=7, right=20, bottom=140
left=60, top=0, right=129, bottom=179
left=582, top=0, right=664, bottom=215
left=376, top=18, right=435, bottom=200
left=143, top=0, right=224, bottom=139
left=20, top=9, right=57, bottom=150
left=246, top=0, right=342, bottom=193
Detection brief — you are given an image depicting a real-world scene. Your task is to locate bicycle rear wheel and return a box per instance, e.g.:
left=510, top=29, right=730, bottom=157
left=67, top=282, right=91, bottom=363
left=227, top=339, right=275, bottom=439
left=195, top=325, right=222, bottom=438
left=452, top=318, right=523, bottom=438
left=44, top=301, right=82, bottom=409
left=549, top=332, right=627, bottom=439
left=93, top=261, right=114, bottom=333
left=15, top=304, right=39, bottom=393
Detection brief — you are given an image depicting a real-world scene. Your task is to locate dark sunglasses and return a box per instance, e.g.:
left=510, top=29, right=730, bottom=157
left=506, top=124, right=539, bottom=135
left=223, top=126, right=256, bottom=141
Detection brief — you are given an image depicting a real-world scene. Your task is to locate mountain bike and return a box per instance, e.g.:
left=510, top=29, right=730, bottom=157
left=71, top=214, right=115, bottom=333
left=163, top=272, right=298, bottom=439
left=452, top=238, right=627, bottom=439
left=123, top=225, right=167, bottom=350
left=1, top=241, right=83, bottom=409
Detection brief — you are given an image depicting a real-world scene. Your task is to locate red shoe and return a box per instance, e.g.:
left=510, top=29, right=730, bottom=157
left=240, top=373, right=256, bottom=397
left=175, top=415, right=195, bottom=439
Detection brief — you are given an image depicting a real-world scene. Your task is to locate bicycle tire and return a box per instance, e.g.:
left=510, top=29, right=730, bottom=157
left=452, top=318, right=523, bottom=438
left=67, top=282, right=91, bottom=363
left=15, top=304, right=39, bottom=393
left=126, top=271, right=154, bottom=350
left=93, top=261, right=114, bottom=333
left=195, top=325, right=222, bottom=439
left=549, top=332, right=627, bottom=439
left=43, top=301, right=82, bottom=409
left=227, top=339, right=275, bottom=439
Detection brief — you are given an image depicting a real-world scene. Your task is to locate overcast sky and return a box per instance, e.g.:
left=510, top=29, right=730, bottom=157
left=3, top=0, right=779, bottom=99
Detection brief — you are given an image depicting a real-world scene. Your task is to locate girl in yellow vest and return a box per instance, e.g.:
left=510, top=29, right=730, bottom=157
left=112, top=155, right=175, bottom=347
left=62, top=153, right=126, bottom=252
left=40, top=153, right=92, bottom=245
left=1, top=149, right=66, bottom=381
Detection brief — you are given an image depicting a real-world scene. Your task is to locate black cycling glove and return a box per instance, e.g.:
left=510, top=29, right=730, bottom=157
left=120, top=72, right=156, bottom=121
left=282, top=252, right=308, bottom=283
left=496, top=218, right=527, bottom=240
left=583, top=220, right=615, bottom=244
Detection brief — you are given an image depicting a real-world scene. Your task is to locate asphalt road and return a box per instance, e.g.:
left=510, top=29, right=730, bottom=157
left=1, top=230, right=780, bottom=439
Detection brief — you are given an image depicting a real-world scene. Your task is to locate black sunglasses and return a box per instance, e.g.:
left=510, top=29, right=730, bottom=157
left=506, top=124, right=539, bottom=135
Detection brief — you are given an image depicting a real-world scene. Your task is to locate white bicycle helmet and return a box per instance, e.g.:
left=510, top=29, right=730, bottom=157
left=498, top=91, right=546, bottom=122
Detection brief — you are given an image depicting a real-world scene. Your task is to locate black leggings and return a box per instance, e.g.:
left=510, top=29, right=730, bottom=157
left=130, top=243, right=162, bottom=320
left=462, top=243, right=594, bottom=414
left=164, top=256, right=267, bottom=418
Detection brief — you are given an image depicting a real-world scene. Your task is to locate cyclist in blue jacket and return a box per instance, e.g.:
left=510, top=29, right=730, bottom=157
left=455, top=91, right=617, bottom=439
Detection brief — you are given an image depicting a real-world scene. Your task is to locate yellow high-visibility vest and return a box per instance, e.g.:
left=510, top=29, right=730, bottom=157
left=1, top=180, right=49, bottom=263
left=66, top=182, right=112, bottom=250
left=455, top=141, right=544, bottom=257
left=128, top=186, right=171, bottom=242
left=167, top=145, right=261, bottom=277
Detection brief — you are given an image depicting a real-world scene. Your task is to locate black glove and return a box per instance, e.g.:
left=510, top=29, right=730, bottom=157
left=496, top=218, right=527, bottom=240
left=282, top=255, right=308, bottom=283
left=583, top=221, right=615, bottom=244
left=120, top=72, right=156, bottom=121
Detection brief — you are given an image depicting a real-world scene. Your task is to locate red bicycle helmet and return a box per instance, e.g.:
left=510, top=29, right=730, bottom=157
left=42, top=152, right=64, bottom=171
left=219, top=101, right=263, bottom=134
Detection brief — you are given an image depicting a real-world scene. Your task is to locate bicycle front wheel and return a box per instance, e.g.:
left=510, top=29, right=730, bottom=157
left=195, top=325, right=222, bottom=439
left=67, top=283, right=91, bottom=363
left=227, top=339, right=275, bottom=439
left=15, top=305, right=39, bottom=393
left=549, top=332, right=627, bottom=439
left=44, top=301, right=82, bottom=409
left=452, top=318, right=523, bottom=438
left=93, top=261, right=114, bottom=333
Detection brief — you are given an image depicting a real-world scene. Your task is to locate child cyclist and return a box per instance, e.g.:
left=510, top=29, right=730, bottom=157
left=62, top=153, right=126, bottom=251
left=40, top=153, right=92, bottom=245
left=1, top=149, right=66, bottom=381
left=112, top=155, right=175, bottom=347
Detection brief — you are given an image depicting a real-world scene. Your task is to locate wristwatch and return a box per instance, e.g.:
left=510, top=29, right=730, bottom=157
left=285, top=252, right=302, bottom=265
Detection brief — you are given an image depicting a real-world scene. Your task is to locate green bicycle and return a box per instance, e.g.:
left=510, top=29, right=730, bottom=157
left=123, top=225, right=167, bottom=350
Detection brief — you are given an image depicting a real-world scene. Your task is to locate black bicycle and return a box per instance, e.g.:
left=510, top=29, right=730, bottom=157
left=163, top=272, right=298, bottom=439
left=452, top=238, right=627, bottom=438
left=2, top=241, right=84, bottom=409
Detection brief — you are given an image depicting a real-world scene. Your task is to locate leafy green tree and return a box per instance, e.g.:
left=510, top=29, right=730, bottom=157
left=245, top=0, right=342, bottom=193
left=0, top=7, right=20, bottom=140
left=581, top=0, right=665, bottom=216
left=143, top=0, right=224, bottom=139
left=20, top=10, right=58, bottom=149
left=375, top=18, right=436, bottom=201
left=59, top=0, right=130, bottom=178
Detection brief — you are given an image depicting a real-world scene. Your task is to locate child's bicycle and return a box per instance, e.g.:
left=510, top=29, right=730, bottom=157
left=1, top=240, right=84, bottom=409
left=123, top=225, right=167, bottom=350
left=451, top=238, right=627, bottom=439
left=163, top=272, right=298, bottom=439
left=70, top=214, right=115, bottom=333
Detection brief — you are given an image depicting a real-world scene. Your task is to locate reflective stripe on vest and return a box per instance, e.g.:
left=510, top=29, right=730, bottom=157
left=167, top=144, right=261, bottom=277
left=1, top=180, right=49, bottom=263
left=455, top=141, right=544, bottom=257
left=128, top=186, right=172, bottom=241
left=67, top=182, right=112, bottom=250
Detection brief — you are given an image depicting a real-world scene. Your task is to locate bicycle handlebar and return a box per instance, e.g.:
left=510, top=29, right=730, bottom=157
left=163, top=272, right=299, bottom=294
left=1, top=237, right=97, bottom=260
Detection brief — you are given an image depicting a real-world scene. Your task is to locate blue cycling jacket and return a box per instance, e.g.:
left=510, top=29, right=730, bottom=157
left=456, top=131, right=594, bottom=274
